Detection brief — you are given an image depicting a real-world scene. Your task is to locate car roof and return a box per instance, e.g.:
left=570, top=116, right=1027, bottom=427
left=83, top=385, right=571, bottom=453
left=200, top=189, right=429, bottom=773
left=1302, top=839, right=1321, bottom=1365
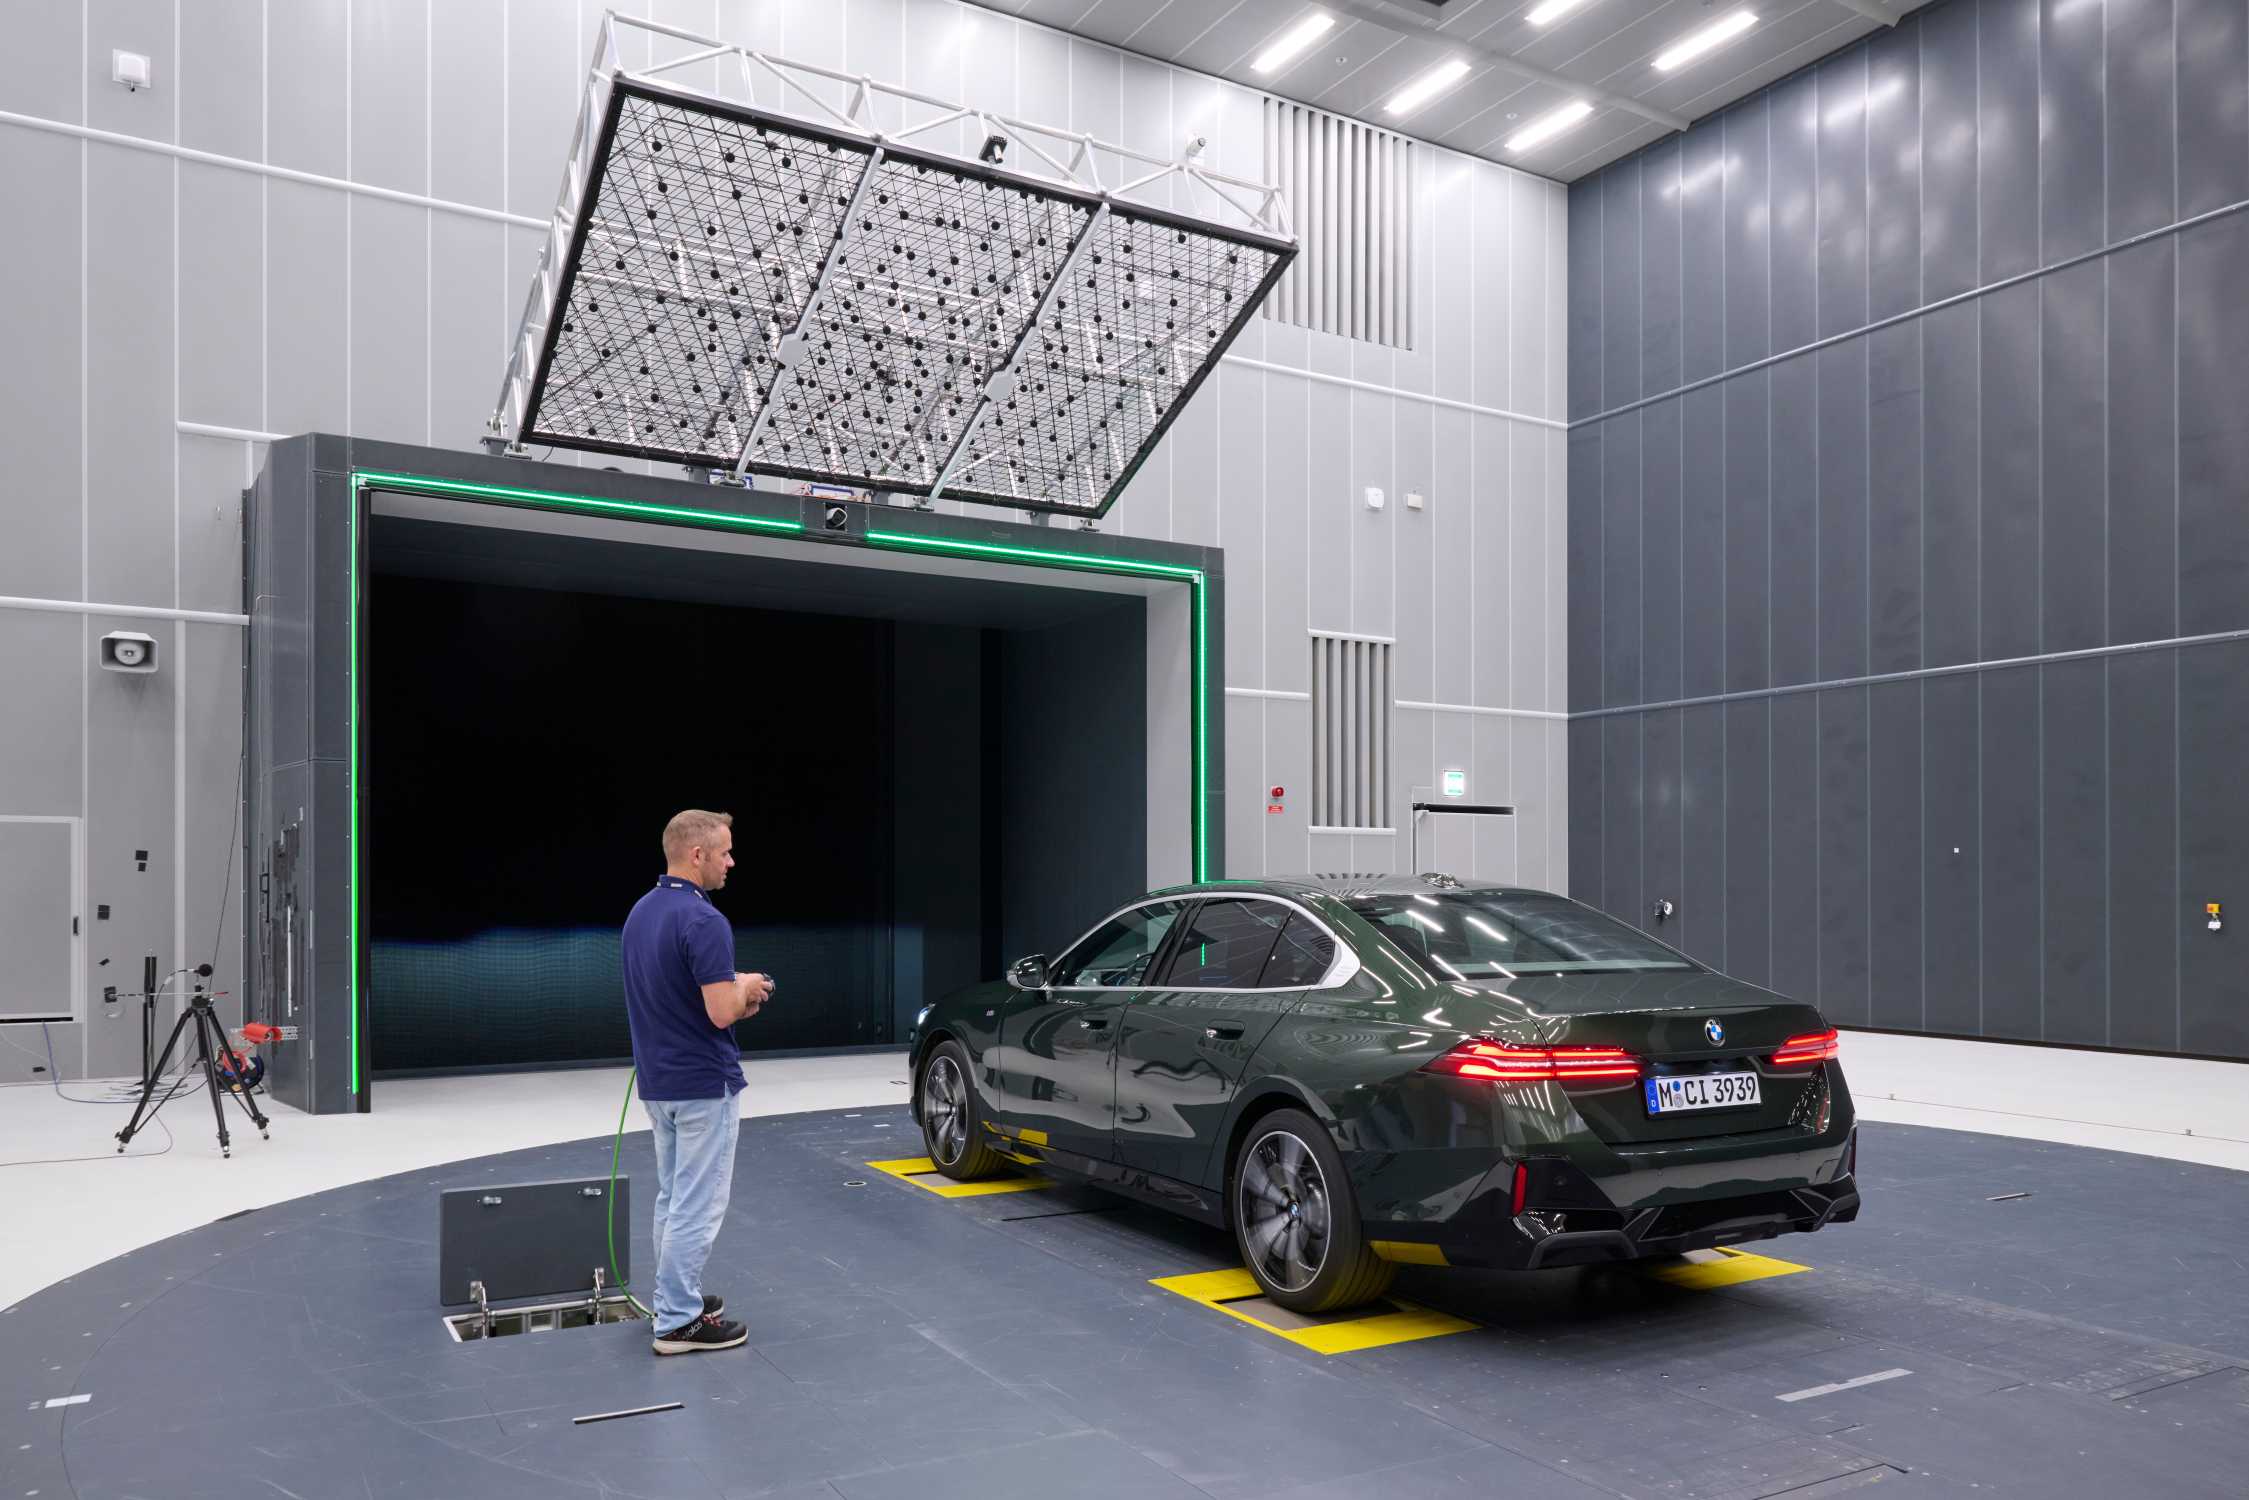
left=1148, top=873, right=1564, bottom=903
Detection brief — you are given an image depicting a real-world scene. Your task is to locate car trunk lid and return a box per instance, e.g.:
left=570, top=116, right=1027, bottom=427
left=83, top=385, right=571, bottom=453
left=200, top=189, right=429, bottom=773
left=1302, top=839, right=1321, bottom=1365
left=1474, top=974, right=1833, bottom=1145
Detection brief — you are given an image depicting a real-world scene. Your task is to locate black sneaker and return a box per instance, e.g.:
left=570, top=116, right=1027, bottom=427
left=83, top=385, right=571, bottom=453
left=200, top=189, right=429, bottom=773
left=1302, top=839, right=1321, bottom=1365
left=651, top=1312, right=747, bottom=1356
left=702, top=1293, right=724, bottom=1319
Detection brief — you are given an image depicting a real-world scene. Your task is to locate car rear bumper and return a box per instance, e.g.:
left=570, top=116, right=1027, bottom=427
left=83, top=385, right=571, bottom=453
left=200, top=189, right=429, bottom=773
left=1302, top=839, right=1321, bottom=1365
left=1506, top=1177, right=1859, bottom=1269
left=1356, top=1126, right=1860, bottom=1271
left=1368, top=1175, right=1859, bottom=1271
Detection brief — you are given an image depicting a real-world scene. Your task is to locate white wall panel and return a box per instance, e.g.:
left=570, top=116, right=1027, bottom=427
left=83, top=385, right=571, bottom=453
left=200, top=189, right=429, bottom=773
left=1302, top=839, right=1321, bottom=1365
left=179, top=163, right=264, bottom=429
left=268, top=0, right=348, bottom=178
left=1470, top=162, right=1507, bottom=411
left=1225, top=697, right=1264, bottom=881
left=0, top=613, right=86, bottom=816
left=1471, top=712, right=1518, bottom=878
left=84, top=143, right=174, bottom=609
left=429, top=214, right=507, bottom=453
left=1468, top=412, right=1511, bottom=714
left=1217, top=365, right=1265, bottom=690
left=504, top=0, right=584, bottom=220
left=0, top=128, right=83, bottom=600
left=347, top=198, right=430, bottom=445
left=86, top=0, right=174, bottom=143
left=180, top=0, right=266, bottom=162
left=1509, top=171, right=1550, bottom=419
left=1508, top=421, right=1549, bottom=715
left=431, top=0, right=506, bottom=207
left=1347, top=381, right=1392, bottom=638
left=1429, top=155, right=1474, bottom=399
left=1305, top=380, right=1351, bottom=631
left=350, top=0, right=429, bottom=196
left=0, top=0, right=82, bottom=124
left=1390, top=399, right=1435, bottom=704
left=265, top=181, right=349, bottom=439
left=1263, top=695, right=1312, bottom=867
left=1429, top=406, right=1474, bottom=705
left=178, top=435, right=250, bottom=616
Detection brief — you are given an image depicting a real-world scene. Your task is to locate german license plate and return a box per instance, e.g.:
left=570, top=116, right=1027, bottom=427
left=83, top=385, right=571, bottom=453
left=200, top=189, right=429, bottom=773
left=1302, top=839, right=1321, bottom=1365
left=1645, top=1072, right=1761, bottom=1114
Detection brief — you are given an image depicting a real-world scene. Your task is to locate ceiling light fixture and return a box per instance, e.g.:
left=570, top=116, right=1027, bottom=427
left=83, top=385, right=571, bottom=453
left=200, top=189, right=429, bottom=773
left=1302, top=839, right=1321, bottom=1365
left=1385, top=57, right=1471, bottom=117
left=1653, top=10, right=1759, bottom=72
left=1505, top=98, right=1593, bottom=152
left=1252, top=11, right=1335, bottom=75
left=1525, top=0, right=1594, bottom=24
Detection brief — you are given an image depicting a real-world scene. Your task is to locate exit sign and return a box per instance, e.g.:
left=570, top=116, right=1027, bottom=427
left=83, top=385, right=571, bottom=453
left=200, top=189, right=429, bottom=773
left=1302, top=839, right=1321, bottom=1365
left=1441, top=769, right=1466, bottom=797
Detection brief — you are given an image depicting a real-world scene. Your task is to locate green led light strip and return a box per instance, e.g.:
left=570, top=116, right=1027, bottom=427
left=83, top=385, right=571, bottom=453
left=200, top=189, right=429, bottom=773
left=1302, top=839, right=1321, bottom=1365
left=864, top=529, right=1211, bottom=885
left=348, top=479, right=361, bottom=1098
left=341, top=477, right=1208, bottom=1101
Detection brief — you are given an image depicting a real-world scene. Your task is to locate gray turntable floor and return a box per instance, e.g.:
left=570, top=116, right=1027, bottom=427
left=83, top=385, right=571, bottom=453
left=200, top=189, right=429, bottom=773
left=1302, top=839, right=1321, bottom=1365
left=5, top=1107, right=2247, bottom=1499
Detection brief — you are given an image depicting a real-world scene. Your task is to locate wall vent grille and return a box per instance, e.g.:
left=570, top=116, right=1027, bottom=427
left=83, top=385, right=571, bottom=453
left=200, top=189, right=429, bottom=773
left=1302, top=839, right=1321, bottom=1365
left=1263, top=99, right=1412, bottom=348
left=1311, top=633, right=1393, bottom=831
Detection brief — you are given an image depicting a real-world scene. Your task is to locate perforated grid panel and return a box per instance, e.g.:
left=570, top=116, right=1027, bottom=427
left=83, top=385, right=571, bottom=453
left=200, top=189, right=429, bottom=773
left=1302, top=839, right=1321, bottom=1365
left=950, top=211, right=1284, bottom=513
left=747, top=153, right=1091, bottom=494
left=520, top=82, right=1292, bottom=517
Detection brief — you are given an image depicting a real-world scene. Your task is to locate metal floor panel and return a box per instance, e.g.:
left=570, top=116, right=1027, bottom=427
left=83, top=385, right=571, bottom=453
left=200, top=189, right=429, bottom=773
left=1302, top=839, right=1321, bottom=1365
left=5, top=1111, right=2247, bottom=1500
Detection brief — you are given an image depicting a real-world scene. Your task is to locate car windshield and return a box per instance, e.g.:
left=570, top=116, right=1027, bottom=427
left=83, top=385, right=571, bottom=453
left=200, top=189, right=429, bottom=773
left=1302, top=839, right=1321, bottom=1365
left=1344, top=891, right=1698, bottom=979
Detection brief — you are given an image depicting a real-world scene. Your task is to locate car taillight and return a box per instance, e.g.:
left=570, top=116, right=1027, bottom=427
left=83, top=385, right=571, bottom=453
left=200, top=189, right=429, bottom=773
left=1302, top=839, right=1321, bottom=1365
left=1772, top=1028, right=1841, bottom=1066
left=1510, top=1161, right=1528, bottom=1216
left=1422, top=1040, right=1642, bottom=1083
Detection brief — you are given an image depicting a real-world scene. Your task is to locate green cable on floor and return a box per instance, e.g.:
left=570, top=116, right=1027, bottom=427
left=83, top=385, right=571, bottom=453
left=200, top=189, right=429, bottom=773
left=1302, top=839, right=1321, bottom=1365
left=607, top=1069, right=652, bottom=1319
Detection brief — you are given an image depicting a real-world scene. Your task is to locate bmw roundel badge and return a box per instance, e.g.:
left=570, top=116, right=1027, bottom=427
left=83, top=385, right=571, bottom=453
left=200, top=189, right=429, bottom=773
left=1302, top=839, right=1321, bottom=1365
left=1704, top=1017, right=1726, bottom=1046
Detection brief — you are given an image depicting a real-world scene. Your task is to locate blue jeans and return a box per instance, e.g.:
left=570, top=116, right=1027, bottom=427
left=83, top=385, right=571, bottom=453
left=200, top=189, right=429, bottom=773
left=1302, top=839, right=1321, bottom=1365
left=644, top=1094, right=740, bottom=1334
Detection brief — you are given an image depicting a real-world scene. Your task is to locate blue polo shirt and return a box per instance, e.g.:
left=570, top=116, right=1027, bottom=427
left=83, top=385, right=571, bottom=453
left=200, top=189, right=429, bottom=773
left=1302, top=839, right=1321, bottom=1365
left=621, top=875, right=745, bottom=1101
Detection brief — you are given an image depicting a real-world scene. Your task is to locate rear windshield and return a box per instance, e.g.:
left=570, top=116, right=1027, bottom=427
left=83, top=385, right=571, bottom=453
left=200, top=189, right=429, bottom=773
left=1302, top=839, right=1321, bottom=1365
left=1345, top=892, right=1698, bottom=979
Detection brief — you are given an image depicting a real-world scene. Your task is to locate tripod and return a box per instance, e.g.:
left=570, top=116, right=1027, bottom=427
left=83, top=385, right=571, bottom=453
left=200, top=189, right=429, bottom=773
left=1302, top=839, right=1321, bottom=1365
left=116, top=988, right=271, bottom=1158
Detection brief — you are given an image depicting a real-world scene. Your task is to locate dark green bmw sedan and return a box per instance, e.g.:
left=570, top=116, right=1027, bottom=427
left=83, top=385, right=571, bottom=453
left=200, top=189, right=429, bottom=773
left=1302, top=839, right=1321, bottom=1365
left=907, top=875, right=1859, bottom=1313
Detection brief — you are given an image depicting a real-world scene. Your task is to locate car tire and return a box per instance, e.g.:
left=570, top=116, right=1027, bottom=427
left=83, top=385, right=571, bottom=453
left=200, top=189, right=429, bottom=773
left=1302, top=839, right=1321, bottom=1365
left=1230, top=1108, right=1396, bottom=1315
left=919, top=1040, right=1007, bottom=1181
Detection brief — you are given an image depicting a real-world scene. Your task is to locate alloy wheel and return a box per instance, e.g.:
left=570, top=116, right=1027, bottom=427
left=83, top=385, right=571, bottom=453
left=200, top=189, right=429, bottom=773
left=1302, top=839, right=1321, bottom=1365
left=1238, top=1128, right=1332, bottom=1293
left=923, top=1056, right=969, bottom=1166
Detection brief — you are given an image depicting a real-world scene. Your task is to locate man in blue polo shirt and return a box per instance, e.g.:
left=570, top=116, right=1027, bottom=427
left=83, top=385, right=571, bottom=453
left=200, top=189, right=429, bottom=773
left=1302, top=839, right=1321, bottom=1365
left=622, top=809, right=774, bottom=1355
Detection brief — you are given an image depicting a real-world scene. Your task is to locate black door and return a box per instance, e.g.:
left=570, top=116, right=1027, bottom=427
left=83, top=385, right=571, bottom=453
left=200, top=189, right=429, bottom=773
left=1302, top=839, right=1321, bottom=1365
left=1113, top=899, right=1336, bottom=1186
left=988, top=900, right=1186, bottom=1164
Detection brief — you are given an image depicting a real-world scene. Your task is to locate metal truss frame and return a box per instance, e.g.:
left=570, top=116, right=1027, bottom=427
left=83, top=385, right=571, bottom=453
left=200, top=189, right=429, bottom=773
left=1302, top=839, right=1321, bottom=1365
left=487, top=10, right=1297, bottom=519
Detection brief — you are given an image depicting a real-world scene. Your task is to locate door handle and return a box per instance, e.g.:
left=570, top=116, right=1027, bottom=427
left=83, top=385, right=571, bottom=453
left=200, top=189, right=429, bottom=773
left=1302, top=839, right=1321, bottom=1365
left=1204, top=1025, right=1244, bottom=1041
left=1078, top=1016, right=1110, bottom=1031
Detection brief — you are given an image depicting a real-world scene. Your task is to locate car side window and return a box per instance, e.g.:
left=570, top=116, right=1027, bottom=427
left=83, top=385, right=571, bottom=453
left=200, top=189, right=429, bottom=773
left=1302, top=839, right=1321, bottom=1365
left=1257, top=913, right=1337, bottom=988
left=1049, top=902, right=1184, bottom=988
left=1155, top=899, right=1289, bottom=988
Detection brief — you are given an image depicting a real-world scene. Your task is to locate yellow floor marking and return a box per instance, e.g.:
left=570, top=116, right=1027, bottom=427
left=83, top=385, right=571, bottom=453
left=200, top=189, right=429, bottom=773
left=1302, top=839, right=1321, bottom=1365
left=1640, top=1245, right=1811, bottom=1290
left=864, top=1155, right=1050, bottom=1199
left=1150, top=1267, right=1478, bottom=1356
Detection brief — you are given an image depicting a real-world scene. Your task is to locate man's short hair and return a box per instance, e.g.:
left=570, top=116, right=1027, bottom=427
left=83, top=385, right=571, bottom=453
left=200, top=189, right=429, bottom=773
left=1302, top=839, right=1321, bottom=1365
left=662, top=809, right=733, bottom=864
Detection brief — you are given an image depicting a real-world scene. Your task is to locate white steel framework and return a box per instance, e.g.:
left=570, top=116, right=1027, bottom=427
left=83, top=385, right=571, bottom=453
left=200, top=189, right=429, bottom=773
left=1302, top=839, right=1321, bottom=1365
left=488, top=11, right=1297, bottom=518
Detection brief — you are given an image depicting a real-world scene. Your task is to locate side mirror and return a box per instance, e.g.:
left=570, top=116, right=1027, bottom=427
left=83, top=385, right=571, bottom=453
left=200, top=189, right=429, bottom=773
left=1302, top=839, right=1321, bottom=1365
left=1007, top=954, right=1050, bottom=991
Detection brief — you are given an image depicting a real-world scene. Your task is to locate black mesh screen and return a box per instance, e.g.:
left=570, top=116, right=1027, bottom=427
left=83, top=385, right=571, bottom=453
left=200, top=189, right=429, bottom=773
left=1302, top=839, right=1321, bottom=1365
left=520, top=82, right=1291, bottom=516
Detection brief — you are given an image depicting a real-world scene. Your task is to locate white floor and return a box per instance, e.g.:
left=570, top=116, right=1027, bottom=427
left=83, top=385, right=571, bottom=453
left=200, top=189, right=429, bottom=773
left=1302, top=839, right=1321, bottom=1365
left=0, top=1052, right=910, bottom=1313
left=3, top=1033, right=2244, bottom=1313
left=1840, top=1029, right=2249, bottom=1169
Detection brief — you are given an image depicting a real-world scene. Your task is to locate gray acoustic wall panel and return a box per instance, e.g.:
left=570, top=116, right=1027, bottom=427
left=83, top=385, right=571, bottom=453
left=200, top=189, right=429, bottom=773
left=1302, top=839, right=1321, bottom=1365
left=0, top=0, right=1566, bottom=1085
left=1566, top=0, right=2249, bottom=1060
